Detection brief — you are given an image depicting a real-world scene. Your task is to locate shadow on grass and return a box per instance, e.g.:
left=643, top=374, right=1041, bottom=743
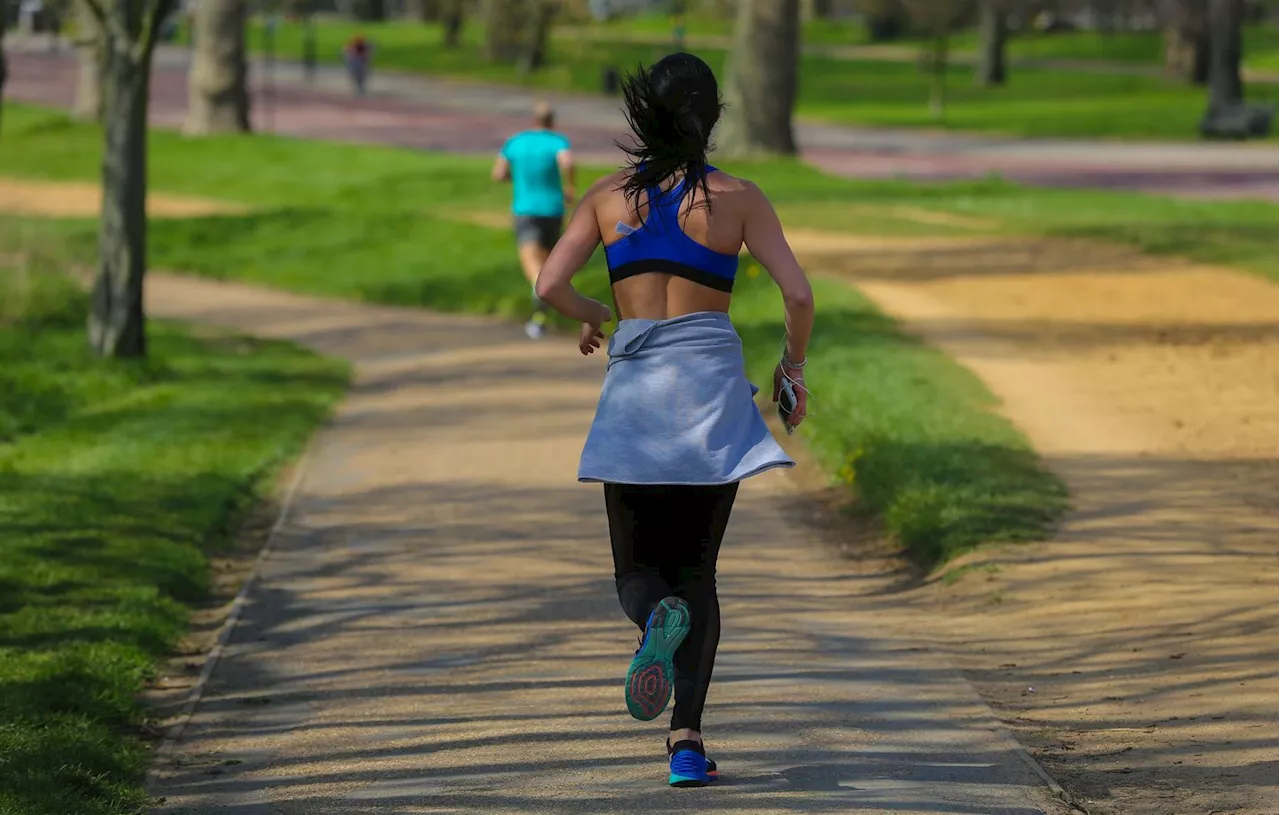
left=1048, top=222, right=1280, bottom=280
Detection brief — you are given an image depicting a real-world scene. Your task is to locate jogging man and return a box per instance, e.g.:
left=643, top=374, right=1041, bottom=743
left=492, top=102, right=575, bottom=339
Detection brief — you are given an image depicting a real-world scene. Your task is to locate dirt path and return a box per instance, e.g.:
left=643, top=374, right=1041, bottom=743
left=789, top=234, right=1278, bottom=815
left=141, top=274, right=1066, bottom=815
left=0, top=178, right=247, bottom=218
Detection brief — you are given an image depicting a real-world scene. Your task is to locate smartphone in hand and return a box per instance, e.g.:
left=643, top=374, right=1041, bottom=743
left=778, top=376, right=797, bottom=435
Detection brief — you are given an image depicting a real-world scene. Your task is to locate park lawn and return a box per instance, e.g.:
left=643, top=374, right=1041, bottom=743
left=237, top=18, right=1277, bottom=140
left=561, top=18, right=1279, bottom=72
left=797, top=54, right=1277, bottom=137
left=1009, top=24, right=1279, bottom=72
left=0, top=104, right=1082, bottom=564
left=747, top=166, right=1280, bottom=281
left=941, top=24, right=1278, bottom=71
left=0, top=262, right=347, bottom=814
left=561, top=12, right=871, bottom=47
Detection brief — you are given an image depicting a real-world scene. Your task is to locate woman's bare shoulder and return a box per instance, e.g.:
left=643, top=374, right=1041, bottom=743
left=706, top=168, right=768, bottom=212
left=707, top=168, right=764, bottom=195
left=586, top=169, right=629, bottom=200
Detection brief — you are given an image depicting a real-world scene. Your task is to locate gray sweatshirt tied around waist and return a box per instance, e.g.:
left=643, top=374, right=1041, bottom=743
left=577, top=311, right=795, bottom=486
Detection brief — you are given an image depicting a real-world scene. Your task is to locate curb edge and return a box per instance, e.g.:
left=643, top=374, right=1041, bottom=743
left=144, top=434, right=320, bottom=794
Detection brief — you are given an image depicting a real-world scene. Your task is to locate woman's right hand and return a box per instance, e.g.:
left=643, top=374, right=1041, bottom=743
left=579, top=301, right=612, bottom=356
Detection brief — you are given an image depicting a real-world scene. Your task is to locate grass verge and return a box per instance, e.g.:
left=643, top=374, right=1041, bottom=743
left=0, top=262, right=347, bottom=815
left=228, top=17, right=1277, bottom=139
left=731, top=271, right=1068, bottom=564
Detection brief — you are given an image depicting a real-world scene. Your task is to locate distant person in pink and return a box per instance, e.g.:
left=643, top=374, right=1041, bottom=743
left=343, top=34, right=372, bottom=95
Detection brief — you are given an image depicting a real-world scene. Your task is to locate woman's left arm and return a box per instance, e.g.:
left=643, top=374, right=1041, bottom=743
left=535, top=182, right=613, bottom=353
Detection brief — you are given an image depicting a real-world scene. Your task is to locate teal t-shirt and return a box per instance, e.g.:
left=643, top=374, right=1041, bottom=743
left=501, top=130, right=571, bottom=218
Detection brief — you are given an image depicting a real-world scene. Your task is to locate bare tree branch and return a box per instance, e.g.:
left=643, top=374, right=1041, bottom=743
left=135, top=0, right=176, bottom=62
left=83, top=0, right=131, bottom=53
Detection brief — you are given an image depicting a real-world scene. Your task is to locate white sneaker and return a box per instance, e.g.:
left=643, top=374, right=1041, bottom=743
left=525, top=320, right=545, bottom=339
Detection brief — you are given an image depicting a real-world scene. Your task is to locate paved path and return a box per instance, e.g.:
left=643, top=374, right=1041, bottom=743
left=141, top=274, right=1066, bottom=814
left=6, top=44, right=1277, bottom=201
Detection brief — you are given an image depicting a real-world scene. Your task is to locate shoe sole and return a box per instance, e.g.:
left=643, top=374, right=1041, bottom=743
left=625, top=597, right=690, bottom=721
left=669, top=774, right=712, bottom=788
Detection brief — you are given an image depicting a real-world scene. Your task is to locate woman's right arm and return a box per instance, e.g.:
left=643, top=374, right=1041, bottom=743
left=741, top=182, right=814, bottom=423
left=535, top=177, right=614, bottom=354
left=741, top=182, right=814, bottom=363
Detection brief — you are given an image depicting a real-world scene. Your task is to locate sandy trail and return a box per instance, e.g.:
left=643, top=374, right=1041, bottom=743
left=790, top=234, right=1278, bottom=815
left=0, top=178, right=248, bottom=218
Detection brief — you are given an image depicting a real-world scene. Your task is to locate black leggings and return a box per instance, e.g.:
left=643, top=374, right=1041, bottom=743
left=604, top=482, right=739, bottom=732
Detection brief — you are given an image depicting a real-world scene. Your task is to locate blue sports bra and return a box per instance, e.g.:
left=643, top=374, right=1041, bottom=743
left=603, top=166, right=739, bottom=293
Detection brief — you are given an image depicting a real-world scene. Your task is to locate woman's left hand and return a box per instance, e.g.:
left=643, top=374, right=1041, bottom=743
left=773, top=363, right=808, bottom=428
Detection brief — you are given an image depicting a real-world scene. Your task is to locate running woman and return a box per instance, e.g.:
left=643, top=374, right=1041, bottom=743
left=492, top=102, right=576, bottom=339
left=533, top=53, right=814, bottom=787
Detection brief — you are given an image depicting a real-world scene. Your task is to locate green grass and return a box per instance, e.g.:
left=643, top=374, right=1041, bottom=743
left=559, top=11, right=870, bottom=47
left=731, top=271, right=1068, bottom=563
left=0, top=261, right=347, bottom=814
left=962, top=24, right=1279, bottom=72
left=575, top=16, right=1279, bottom=72
left=745, top=166, right=1280, bottom=281
left=797, top=55, right=1277, bottom=138
left=3, top=103, right=1275, bottom=563
left=233, top=17, right=1277, bottom=139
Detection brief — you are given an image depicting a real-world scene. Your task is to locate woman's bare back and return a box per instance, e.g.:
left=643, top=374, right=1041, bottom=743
left=593, top=169, right=755, bottom=321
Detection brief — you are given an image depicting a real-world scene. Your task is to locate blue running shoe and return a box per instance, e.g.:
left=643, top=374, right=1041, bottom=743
left=668, top=739, right=712, bottom=787
left=668, top=738, right=717, bottom=781
left=625, top=597, right=690, bottom=721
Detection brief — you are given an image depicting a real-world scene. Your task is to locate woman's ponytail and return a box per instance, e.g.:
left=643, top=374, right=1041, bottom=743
left=615, top=54, right=724, bottom=214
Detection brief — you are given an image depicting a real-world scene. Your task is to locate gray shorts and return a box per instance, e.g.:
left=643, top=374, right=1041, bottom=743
left=514, top=215, right=562, bottom=250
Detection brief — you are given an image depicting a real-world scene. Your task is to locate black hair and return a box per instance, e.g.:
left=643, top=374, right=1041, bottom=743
left=616, top=53, right=724, bottom=214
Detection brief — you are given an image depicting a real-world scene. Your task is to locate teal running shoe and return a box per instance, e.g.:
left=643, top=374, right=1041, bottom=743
left=624, top=597, right=690, bottom=721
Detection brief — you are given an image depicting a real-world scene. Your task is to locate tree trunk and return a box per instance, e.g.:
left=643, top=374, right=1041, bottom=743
left=0, top=0, right=8, bottom=139
left=88, top=46, right=150, bottom=358
left=861, top=0, right=908, bottom=41
left=184, top=0, right=251, bottom=134
left=928, top=25, right=948, bottom=120
left=441, top=0, right=464, bottom=47
left=1202, top=0, right=1243, bottom=121
left=516, top=0, right=554, bottom=75
left=484, top=0, right=526, bottom=61
left=405, top=0, right=433, bottom=19
left=717, top=0, right=800, bottom=157
left=72, top=0, right=103, bottom=121
left=975, top=0, right=1006, bottom=86
left=353, top=0, right=386, bottom=20
left=1162, top=0, right=1209, bottom=83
